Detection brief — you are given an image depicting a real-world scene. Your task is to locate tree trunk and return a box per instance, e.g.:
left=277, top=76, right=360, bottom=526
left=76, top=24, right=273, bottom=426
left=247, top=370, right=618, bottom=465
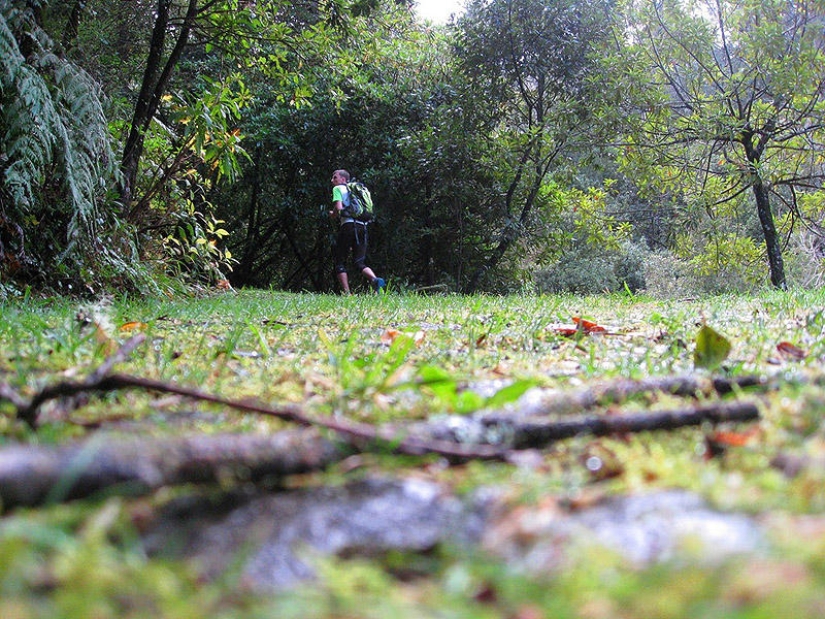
left=120, top=0, right=198, bottom=221
left=60, top=0, right=85, bottom=52
left=752, top=177, right=786, bottom=290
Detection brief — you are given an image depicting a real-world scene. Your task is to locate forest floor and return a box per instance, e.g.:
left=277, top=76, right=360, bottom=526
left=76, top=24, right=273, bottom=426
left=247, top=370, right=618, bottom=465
left=2, top=288, right=825, bottom=617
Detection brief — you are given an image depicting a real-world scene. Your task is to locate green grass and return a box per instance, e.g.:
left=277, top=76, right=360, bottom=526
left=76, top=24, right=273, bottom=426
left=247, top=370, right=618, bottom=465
left=2, top=289, right=825, bottom=617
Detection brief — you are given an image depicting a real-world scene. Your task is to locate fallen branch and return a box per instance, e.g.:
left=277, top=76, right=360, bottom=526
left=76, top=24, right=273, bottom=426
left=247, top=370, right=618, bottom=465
left=16, top=334, right=147, bottom=428
left=487, top=373, right=770, bottom=419
left=504, top=400, right=761, bottom=448
left=0, top=340, right=770, bottom=508
left=0, top=429, right=344, bottom=509
left=413, top=400, right=761, bottom=449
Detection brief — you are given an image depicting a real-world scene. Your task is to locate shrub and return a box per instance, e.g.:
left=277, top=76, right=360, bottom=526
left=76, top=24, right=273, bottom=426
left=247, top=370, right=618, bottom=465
left=533, top=240, right=647, bottom=295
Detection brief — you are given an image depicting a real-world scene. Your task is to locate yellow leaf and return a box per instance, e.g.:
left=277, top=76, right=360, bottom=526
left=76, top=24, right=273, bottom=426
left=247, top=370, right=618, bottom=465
left=694, top=324, right=731, bottom=369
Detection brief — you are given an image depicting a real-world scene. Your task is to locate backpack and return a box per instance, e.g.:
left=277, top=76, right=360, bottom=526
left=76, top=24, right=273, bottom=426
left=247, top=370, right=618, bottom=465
left=342, top=181, right=374, bottom=223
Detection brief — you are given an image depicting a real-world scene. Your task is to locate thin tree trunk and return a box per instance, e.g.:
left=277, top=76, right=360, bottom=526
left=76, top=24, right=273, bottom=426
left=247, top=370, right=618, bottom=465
left=120, top=0, right=198, bottom=221
left=60, top=0, right=85, bottom=52
left=752, top=179, right=786, bottom=289
left=744, top=123, right=786, bottom=290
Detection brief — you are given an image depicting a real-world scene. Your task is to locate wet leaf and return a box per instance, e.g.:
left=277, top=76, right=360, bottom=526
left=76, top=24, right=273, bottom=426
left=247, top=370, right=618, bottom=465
left=381, top=328, right=424, bottom=347
left=694, top=324, right=731, bottom=369
left=552, top=317, right=609, bottom=337
left=552, top=326, right=581, bottom=337
left=709, top=428, right=759, bottom=447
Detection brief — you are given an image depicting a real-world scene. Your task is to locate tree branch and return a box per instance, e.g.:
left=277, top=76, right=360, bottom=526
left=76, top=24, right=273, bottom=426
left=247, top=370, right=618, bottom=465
left=0, top=429, right=344, bottom=509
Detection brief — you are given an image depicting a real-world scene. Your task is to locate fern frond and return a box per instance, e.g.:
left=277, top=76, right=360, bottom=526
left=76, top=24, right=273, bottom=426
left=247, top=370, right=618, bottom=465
left=1, top=4, right=118, bottom=265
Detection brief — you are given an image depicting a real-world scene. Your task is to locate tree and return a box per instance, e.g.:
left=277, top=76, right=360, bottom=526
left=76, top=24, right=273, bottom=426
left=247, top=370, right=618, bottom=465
left=614, top=0, right=825, bottom=289
left=452, top=0, right=615, bottom=292
left=215, top=3, right=462, bottom=291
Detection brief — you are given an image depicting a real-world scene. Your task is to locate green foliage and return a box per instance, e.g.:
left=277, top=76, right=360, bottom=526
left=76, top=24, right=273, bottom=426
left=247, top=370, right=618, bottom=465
left=169, top=74, right=252, bottom=185
left=452, top=0, right=618, bottom=291
left=610, top=0, right=825, bottom=289
left=0, top=2, right=128, bottom=291
left=534, top=240, right=647, bottom=295
left=674, top=230, right=765, bottom=293
left=530, top=181, right=644, bottom=295
left=163, top=206, right=236, bottom=285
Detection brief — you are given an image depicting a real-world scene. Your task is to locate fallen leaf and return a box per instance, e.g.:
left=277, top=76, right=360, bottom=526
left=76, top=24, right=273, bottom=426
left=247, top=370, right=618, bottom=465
left=551, top=317, right=610, bottom=337
left=704, top=427, right=761, bottom=459
left=694, top=324, right=731, bottom=369
left=552, top=326, right=581, bottom=337
left=381, top=328, right=425, bottom=347
left=777, top=341, right=806, bottom=361
left=380, top=328, right=402, bottom=345
left=709, top=427, right=760, bottom=447
left=119, top=321, right=148, bottom=332
left=572, top=316, right=607, bottom=333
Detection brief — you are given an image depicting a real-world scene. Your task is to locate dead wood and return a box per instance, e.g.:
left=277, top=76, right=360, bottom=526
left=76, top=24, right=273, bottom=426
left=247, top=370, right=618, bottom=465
left=502, top=400, right=761, bottom=448
left=16, top=334, right=147, bottom=428
left=0, top=428, right=344, bottom=509
left=0, top=337, right=770, bottom=508
left=484, top=373, right=770, bottom=419
left=412, top=400, right=761, bottom=449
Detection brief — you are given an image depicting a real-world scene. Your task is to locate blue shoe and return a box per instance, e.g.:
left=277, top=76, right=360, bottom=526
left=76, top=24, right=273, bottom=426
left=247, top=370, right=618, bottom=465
left=372, top=277, right=386, bottom=293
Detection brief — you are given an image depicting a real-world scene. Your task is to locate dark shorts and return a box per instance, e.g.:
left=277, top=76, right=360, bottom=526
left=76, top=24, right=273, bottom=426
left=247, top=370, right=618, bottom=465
left=334, top=222, right=369, bottom=273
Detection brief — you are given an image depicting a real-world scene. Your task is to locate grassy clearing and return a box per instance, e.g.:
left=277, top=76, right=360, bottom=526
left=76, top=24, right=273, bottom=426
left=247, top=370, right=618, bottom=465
left=2, top=289, right=825, bottom=617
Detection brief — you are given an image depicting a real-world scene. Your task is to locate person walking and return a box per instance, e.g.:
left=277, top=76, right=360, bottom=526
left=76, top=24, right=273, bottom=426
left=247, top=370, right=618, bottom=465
left=329, top=169, right=385, bottom=294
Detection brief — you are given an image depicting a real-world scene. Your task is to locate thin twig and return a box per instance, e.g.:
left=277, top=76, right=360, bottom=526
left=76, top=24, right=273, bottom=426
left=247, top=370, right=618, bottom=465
left=16, top=334, right=147, bottom=428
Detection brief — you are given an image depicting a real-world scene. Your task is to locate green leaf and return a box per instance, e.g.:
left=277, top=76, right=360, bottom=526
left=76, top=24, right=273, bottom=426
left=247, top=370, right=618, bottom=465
left=417, top=365, right=458, bottom=400
left=484, top=379, right=537, bottom=409
left=694, top=324, right=731, bottom=369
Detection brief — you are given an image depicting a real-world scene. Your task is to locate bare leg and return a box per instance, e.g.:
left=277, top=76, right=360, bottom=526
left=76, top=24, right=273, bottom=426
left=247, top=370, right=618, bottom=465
left=337, top=271, right=350, bottom=294
left=361, top=267, right=377, bottom=281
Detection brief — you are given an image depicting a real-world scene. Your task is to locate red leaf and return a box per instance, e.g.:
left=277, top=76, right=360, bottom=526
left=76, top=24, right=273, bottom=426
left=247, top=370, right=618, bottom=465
left=710, top=427, right=760, bottom=447
left=777, top=341, right=807, bottom=361
left=572, top=317, right=607, bottom=333
left=553, top=327, right=581, bottom=337
left=380, top=328, right=402, bottom=344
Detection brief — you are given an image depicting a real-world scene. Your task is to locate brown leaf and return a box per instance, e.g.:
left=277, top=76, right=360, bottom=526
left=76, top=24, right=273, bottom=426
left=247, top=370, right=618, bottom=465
left=705, top=427, right=761, bottom=459
left=709, top=429, right=758, bottom=447
left=552, top=326, right=581, bottom=337
left=380, top=328, right=402, bottom=345
left=572, top=316, right=607, bottom=333
left=777, top=341, right=807, bottom=361
left=380, top=328, right=425, bottom=347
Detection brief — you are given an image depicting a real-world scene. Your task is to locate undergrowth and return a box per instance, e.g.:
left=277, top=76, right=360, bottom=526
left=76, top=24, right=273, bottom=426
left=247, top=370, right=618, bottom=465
left=2, top=289, right=825, bottom=617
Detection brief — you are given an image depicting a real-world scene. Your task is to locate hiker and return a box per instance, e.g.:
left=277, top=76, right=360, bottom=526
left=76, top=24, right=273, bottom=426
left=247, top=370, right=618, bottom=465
left=329, top=169, right=385, bottom=294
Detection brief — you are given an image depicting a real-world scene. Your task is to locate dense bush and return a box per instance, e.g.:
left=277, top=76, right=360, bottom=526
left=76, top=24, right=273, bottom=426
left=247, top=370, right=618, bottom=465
left=533, top=240, right=647, bottom=295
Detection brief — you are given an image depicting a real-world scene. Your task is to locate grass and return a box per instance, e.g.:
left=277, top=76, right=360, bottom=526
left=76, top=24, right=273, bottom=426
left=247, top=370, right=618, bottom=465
left=2, top=288, right=825, bottom=617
